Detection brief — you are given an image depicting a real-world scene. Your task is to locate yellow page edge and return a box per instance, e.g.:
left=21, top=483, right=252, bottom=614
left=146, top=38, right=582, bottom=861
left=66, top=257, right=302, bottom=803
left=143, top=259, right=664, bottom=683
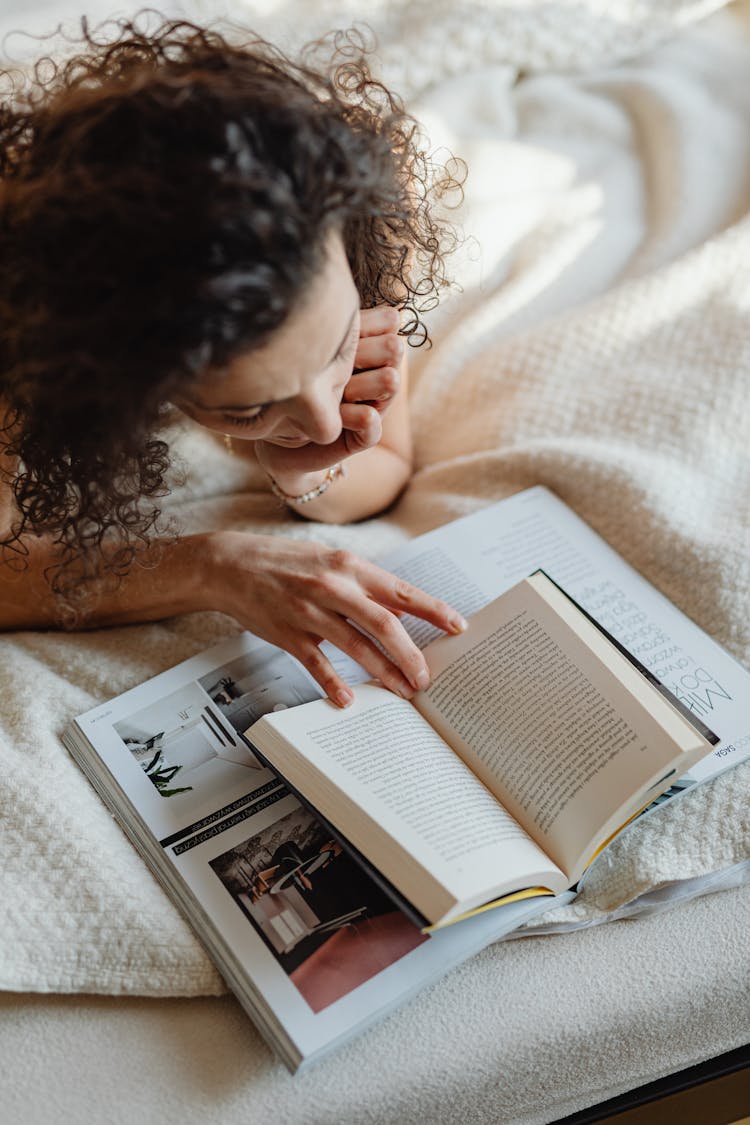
left=422, top=887, right=555, bottom=933
left=582, top=796, right=656, bottom=871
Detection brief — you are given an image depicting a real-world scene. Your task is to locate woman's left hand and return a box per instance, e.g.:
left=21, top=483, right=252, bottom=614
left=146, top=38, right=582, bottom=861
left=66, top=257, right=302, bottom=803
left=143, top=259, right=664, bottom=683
left=344, top=305, right=403, bottom=416
left=255, top=306, right=404, bottom=484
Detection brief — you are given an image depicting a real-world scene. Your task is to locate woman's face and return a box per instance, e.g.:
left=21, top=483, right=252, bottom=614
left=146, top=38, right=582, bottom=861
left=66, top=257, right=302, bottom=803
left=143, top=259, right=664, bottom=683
left=177, top=232, right=360, bottom=448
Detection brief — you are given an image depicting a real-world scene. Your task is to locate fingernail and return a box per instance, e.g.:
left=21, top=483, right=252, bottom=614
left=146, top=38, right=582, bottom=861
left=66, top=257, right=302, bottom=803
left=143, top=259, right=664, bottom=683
left=413, top=668, right=430, bottom=691
left=451, top=616, right=469, bottom=633
left=395, top=682, right=415, bottom=700
left=336, top=689, right=354, bottom=708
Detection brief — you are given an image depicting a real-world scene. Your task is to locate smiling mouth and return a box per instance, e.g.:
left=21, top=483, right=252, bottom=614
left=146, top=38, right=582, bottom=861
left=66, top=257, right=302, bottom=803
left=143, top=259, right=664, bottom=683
left=269, top=436, right=310, bottom=448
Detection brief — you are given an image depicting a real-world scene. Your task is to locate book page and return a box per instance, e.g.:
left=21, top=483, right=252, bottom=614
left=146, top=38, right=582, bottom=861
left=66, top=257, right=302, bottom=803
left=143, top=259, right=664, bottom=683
left=414, top=579, right=705, bottom=882
left=249, top=684, right=567, bottom=922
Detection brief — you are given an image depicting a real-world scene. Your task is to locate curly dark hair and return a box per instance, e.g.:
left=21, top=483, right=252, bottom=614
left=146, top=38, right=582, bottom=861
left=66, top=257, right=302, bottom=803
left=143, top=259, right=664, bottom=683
left=0, top=13, right=463, bottom=604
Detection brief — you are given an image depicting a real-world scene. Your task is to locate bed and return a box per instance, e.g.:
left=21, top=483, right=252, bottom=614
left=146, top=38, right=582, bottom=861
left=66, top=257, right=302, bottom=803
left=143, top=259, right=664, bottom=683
left=1, top=1, right=749, bottom=1120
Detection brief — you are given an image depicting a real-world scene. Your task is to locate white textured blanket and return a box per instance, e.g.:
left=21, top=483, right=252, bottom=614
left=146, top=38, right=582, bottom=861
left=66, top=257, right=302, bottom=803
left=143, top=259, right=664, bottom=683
left=2, top=0, right=750, bottom=995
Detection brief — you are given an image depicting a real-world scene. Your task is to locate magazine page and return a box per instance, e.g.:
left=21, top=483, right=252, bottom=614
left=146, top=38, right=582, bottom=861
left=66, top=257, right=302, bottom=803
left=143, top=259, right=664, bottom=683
left=323, top=486, right=750, bottom=793
left=68, top=630, right=562, bottom=1069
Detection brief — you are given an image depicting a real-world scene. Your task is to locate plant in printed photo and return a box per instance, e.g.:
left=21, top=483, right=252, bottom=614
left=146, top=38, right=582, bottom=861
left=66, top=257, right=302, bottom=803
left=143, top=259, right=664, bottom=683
left=114, top=680, right=264, bottom=800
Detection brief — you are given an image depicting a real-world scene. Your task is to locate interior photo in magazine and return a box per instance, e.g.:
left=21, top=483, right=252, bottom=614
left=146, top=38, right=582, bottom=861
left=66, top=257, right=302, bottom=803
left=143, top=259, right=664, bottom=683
left=209, top=802, right=427, bottom=1013
left=114, top=648, right=317, bottom=801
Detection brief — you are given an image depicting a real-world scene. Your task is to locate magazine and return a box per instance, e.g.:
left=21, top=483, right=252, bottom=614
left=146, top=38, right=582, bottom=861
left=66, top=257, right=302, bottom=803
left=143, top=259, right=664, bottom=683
left=63, top=628, right=562, bottom=1072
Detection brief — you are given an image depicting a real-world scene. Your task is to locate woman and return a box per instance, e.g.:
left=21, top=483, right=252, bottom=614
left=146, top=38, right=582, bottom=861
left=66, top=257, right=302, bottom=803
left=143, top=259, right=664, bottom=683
left=0, top=17, right=467, bottom=707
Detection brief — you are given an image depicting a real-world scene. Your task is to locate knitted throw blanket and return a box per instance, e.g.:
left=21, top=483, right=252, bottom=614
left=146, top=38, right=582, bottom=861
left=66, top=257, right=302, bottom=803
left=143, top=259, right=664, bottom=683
left=1, top=0, right=748, bottom=993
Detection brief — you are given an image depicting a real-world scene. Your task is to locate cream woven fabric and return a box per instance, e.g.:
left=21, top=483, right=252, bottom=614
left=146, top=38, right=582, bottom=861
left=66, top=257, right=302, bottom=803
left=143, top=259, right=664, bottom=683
left=1, top=0, right=749, bottom=993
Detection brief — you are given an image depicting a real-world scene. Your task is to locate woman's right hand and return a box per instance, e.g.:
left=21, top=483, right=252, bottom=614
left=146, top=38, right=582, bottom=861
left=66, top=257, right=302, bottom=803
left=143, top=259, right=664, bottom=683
left=206, top=531, right=468, bottom=707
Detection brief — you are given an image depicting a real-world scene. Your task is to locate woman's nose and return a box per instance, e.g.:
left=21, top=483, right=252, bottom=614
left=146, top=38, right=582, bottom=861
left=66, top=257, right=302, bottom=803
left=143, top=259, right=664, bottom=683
left=293, top=391, right=343, bottom=446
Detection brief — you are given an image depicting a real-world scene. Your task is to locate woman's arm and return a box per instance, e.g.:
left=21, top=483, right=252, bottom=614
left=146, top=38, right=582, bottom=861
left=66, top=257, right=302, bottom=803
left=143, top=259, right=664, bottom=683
left=0, top=481, right=465, bottom=704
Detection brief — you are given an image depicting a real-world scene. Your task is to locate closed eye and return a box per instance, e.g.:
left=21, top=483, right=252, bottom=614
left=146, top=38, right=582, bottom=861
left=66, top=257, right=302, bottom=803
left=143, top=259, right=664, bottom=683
left=221, top=407, right=268, bottom=428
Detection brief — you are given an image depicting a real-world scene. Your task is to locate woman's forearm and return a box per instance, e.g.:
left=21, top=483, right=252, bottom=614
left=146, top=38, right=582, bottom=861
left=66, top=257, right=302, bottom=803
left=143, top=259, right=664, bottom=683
left=0, top=524, right=466, bottom=706
left=0, top=532, right=217, bottom=630
left=278, top=442, right=412, bottom=524
left=0, top=438, right=411, bottom=632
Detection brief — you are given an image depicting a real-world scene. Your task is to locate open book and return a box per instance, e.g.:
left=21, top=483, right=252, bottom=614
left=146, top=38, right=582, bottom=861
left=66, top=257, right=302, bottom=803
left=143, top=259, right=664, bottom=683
left=247, top=571, right=716, bottom=929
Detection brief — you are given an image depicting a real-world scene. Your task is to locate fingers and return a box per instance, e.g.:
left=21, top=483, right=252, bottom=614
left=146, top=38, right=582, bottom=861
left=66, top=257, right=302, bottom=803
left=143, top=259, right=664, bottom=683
left=289, top=639, right=356, bottom=709
left=358, top=306, right=401, bottom=337
left=308, top=558, right=467, bottom=702
left=222, top=535, right=467, bottom=713
left=256, top=439, right=337, bottom=477
left=354, top=308, right=404, bottom=381
left=339, top=402, right=382, bottom=454
left=343, top=366, right=400, bottom=412
left=354, top=332, right=404, bottom=373
left=292, top=611, right=424, bottom=705
left=289, top=605, right=421, bottom=708
left=345, top=305, right=404, bottom=423
left=304, top=615, right=419, bottom=700
left=341, top=599, right=432, bottom=694
left=358, top=561, right=469, bottom=640
left=287, top=556, right=466, bottom=706
left=255, top=404, right=381, bottom=475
